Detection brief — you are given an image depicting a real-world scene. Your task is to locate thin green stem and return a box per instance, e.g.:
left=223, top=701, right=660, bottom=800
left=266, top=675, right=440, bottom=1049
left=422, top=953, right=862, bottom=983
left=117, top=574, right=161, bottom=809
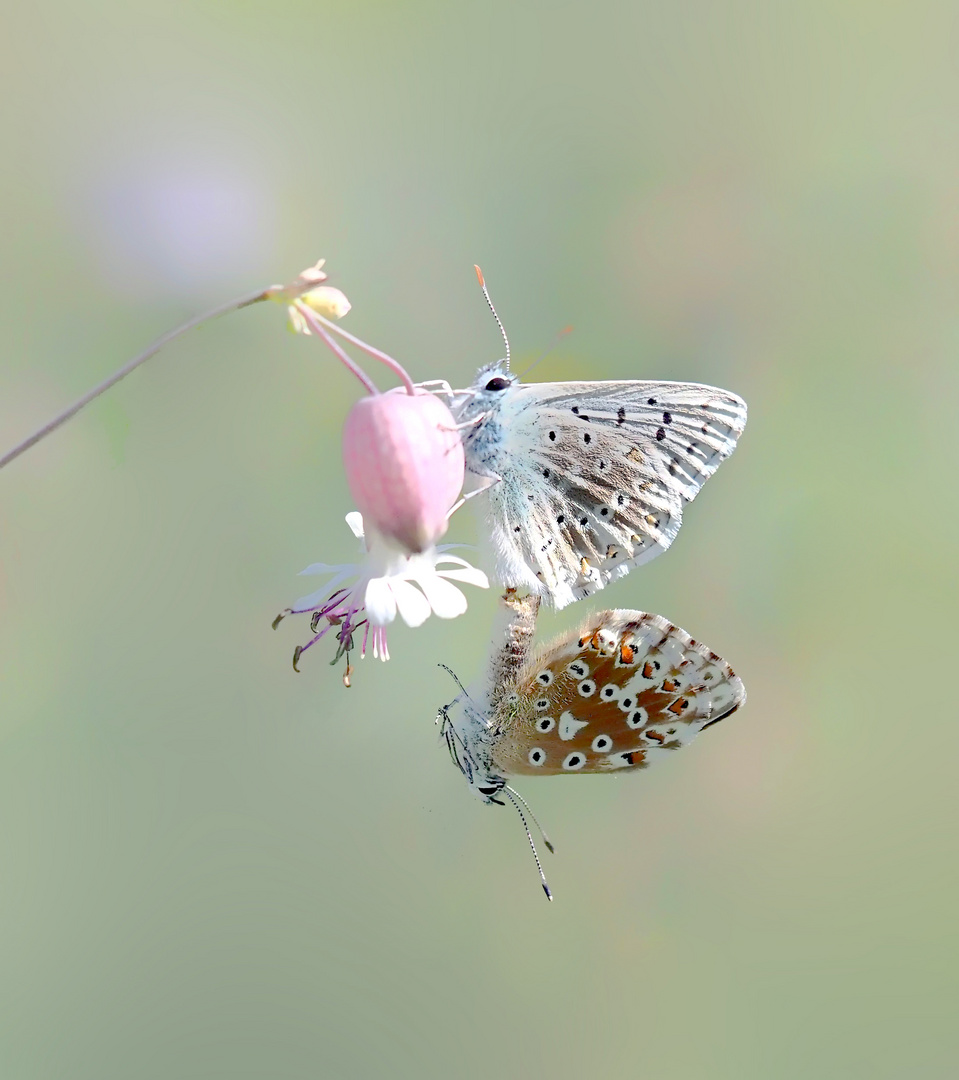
left=0, top=287, right=270, bottom=471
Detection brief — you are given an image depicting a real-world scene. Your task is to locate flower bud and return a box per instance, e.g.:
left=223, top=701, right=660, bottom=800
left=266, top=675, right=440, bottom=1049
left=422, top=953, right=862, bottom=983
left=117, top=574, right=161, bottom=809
left=342, top=388, right=465, bottom=553
left=300, top=285, right=351, bottom=321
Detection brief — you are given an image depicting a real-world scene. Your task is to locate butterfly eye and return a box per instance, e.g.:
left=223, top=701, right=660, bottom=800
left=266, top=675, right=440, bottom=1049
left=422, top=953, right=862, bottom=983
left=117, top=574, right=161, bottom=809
left=484, top=376, right=511, bottom=392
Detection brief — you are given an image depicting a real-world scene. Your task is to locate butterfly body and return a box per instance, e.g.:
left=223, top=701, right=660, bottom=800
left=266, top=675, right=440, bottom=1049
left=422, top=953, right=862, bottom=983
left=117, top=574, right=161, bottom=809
left=441, top=593, right=746, bottom=806
left=451, top=361, right=747, bottom=609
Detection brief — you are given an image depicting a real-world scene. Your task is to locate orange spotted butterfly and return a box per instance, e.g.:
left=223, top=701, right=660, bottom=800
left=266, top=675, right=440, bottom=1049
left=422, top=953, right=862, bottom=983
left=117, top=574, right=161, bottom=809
left=438, top=592, right=745, bottom=898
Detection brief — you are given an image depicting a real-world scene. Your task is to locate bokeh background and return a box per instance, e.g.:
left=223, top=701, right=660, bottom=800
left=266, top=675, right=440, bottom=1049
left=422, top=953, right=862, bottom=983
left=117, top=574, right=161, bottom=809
left=1, top=2, right=957, bottom=1077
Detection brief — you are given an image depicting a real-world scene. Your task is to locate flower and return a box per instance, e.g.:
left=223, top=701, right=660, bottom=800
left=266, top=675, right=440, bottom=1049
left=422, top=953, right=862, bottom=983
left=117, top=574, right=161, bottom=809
left=264, top=259, right=352, bottom=333
left=274, top=512, right=488, bottom=673
left=342, top=387, right=464, bottom=553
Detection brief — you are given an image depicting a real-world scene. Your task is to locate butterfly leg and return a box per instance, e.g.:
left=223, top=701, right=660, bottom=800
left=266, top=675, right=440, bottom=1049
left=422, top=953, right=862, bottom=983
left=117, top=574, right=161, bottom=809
left=415, top=378, right=456, bottom=396
left=437, top=410, right=491, bottom=434
left=445, top=472, right=502, bottom=518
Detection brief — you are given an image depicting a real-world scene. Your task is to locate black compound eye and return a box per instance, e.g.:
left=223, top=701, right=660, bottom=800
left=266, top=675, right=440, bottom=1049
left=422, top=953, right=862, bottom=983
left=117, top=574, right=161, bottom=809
left=484, top=376, right=511, bottom=392
left=477, top=785, right=499, bottom=796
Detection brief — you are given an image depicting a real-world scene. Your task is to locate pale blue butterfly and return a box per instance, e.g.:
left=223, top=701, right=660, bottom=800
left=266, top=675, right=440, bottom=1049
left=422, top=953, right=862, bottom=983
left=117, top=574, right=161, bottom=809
left=448, top=270, right=747, bottom=609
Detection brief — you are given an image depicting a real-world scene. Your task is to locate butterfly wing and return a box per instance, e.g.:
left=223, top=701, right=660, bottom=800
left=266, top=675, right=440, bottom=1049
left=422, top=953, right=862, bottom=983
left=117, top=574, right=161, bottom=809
left=489, top=609, right=745, bottom=776
left=470, top=379, right=746, bottom=609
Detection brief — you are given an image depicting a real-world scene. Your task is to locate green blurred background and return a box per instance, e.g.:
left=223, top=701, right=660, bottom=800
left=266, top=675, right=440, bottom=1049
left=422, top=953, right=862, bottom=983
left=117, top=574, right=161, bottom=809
left=1, top=2, right=957, bottom=1077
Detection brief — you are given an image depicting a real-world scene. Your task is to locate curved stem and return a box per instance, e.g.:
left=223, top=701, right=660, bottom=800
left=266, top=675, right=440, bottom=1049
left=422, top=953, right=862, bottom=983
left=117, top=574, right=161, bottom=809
left=306, top=309, right=417, bottom=395
left=0, top=287, right=270, bottom=471
left=293, top=304, right=378, bottom=395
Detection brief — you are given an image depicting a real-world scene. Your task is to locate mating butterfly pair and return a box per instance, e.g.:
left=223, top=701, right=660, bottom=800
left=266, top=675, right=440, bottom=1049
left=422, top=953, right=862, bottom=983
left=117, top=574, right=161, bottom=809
left=436, top=276, right=747, bottom=897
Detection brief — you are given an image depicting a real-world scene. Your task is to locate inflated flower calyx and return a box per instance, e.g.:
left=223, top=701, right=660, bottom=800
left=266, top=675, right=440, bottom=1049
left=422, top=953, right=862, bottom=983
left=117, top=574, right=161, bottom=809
left=342, top=387, right=465, bottom=554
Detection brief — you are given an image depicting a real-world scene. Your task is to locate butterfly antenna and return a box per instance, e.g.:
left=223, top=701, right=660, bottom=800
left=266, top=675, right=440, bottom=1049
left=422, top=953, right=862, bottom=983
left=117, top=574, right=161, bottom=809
left=503, top=787, right=553, bottom=901
left=505, top=785, right=555, bottom=854
left=474, top=265, right=510, bottom=370
left=438, top=662, right=469, bottom=698
left=518, top=326, right=573, bottom=381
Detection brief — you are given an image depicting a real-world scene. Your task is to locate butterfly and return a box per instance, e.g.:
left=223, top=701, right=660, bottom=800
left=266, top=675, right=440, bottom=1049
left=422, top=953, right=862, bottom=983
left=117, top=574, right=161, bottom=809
left=447, top=270, right=747, bottom=610
left=438, top=591, right=746, bottom=898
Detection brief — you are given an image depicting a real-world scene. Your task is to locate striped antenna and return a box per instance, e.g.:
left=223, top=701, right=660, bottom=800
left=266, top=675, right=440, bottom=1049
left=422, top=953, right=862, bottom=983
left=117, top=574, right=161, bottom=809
left=474, top=265, right=510, bottom=369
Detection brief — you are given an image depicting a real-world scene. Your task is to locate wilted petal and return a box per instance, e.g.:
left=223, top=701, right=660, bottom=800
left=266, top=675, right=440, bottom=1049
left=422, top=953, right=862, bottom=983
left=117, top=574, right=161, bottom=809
left=365, top=576, right=397, bottom=625
left=414, top=573, right=468, bottom=619
left=288, top=306, right=311, bottom=335
left=389, top=578, right=432, bottom=627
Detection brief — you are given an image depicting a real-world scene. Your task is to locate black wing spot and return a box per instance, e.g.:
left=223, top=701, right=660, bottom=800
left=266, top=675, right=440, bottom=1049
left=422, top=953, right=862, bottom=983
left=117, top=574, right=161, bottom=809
left=556, top=514, right=565, bottom=524
left=549, top=430, right=557, bottom=441
left=583, top=433, right=591, bottom=444
left=617, top=406, right=626, bottom=425
left=543, top=468, right=550, bottom=478
left=600, top=507, right=609, bottom=517
left=647, top=397, right=657, bottom=405
left=663, top=411, right=672, bottom=424
left=656, top=427, right=666, bottom=441
left=616, top=494, right=625, bottom=505
left=513, top=526, right=521, bottom=533
left=571, top=406, right=580, bottom=415
left=579, top=516, right=588, bottom=526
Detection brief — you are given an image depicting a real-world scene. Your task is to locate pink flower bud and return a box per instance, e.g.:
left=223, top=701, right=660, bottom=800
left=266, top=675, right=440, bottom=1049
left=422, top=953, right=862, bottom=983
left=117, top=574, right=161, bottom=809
left=342, top=388, right=465, bottom=553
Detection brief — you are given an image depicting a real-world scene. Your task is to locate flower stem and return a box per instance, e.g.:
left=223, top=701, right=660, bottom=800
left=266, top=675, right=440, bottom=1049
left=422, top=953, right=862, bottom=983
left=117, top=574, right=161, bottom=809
left=293, top=303, right=379, bottom=395
left=304, top=308, right=417, bottom=395
left=0, top=287, right=271, bottom=471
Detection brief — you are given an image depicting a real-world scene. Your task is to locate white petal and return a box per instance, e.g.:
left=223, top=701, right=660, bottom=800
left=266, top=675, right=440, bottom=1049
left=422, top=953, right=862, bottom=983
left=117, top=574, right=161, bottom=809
left=291, top=585, right=339, bottom=612
left=432, top=550, right=477, bottom=564
left=298, top=561, right=341, bottom=576
left=413, top=573, right=468, bottom=619
left=365, top=576, right=397, bottom=625
left=345, top=511, right=365, bottom=539
left=435, top=566, right=489, bottom=589
left=389, top=579, right=432, bottom=627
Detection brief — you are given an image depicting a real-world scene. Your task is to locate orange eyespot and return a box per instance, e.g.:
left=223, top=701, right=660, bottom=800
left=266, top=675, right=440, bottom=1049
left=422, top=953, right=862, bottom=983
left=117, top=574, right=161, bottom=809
left=667, top=698, right=689, bottom=715
left=619, top=643, right=635, bottom=664
left=642, top=661, right=655, bottom=679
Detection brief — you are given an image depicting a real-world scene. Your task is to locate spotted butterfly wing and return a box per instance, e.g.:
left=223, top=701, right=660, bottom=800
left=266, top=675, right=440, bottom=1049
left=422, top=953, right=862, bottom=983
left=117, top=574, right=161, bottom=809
left=452, top=365, right=746, bottom=610
left=439, top=594, right=746, bottom=898
left=491, top=609, right=745, bottom=777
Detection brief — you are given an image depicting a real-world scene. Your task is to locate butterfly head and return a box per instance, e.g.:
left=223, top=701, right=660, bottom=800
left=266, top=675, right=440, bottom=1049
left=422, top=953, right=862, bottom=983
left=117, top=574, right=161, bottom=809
left=437, top=687, right=507, bottom=804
